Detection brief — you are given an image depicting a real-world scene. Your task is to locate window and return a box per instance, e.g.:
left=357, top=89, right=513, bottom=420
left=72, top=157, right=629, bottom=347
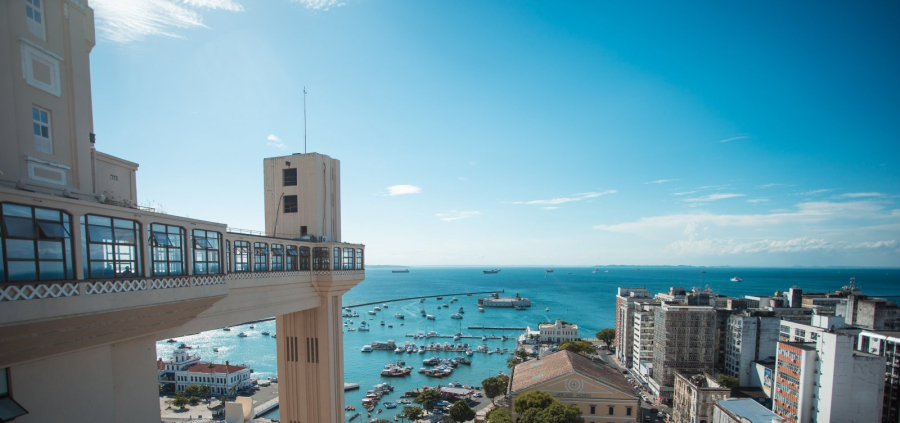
left=299, top=246, right=311, bottom=271
left=286, top=245, right=298, bottom=270
left=271, top=244, right=283, bottom=271
left=283, top=168, right=297, bottom=186
left=83, top=215, right=140, bottom=279
left=25, top=0, right=45, bottom=39
left=32, top=106, right=51, bottom=154
left=283, top=195, right=298, bottom=213
left=1, top=203, right=73, bottom=282
left=226, top=241, right=231, bottom=273
left=356, top=248, right=363, bottom=270
left=608, top=406, right=614, bottom=415
left=192, top=230, right=221, bottom=274
left=0, top=368, right=28, bottom=421
left=253, top=242, right=268, bottom=272
left=233, top=241, right=249, bottom=272
left=342, top=248, right=354, bottom=270
left=626, top=407, right=632, bottom=416
left=590, top=405, right=595, bottom=414
left=313, top=247, right=329, bottom=271
left=333, top=247, right=341, bottom=270
left=150, top=224, right=184, bottom=276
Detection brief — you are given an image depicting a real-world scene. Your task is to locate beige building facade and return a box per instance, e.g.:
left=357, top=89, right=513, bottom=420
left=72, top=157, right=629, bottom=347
left=0, top=2, right=364, bottom=423
left=508, top=350, right=640, bottom=423
left=672, top=371, right=731, bottom=423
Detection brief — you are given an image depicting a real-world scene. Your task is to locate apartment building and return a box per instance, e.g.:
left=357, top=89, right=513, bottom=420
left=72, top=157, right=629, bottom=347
left=724, top=312, right=780, bottom=386
left=632, top=303, right=657, bottom=380
left=616, top=287, right=653, bottom=367
left=857, top=330, right=900, bottom=423
left=650, top=304, right=718, bottom=405
left=672, top=371, right=731, bottom=423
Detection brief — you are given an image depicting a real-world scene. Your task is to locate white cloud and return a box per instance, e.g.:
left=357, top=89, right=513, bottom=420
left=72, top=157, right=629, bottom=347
left=747, top=198, right=770, bottom=203
left=458, top=177, right=468, bottom=181
left=719, top=135, right=750, bottom=143
left=683, top=193, right=745, bottom=203
left=665, top=237, right=897, bottom=256
left=644, top=179, right=679, bottom=185
left=436, top=211, right=481, bottom=222
left=673, top=190, right=698, bottom=196
left=387, top=185, right=422, bottom=196
left=836, top=192, right=886, bottom=199
left=91, top=0, right=243, bottom=43
left=291, top=0, right=344, bottom=11
left=757, top=183, right=785, bottom=189
left=796, top=189, right=833, bottom=196
left=266, top=134, right=287, bottom=150
left=512, top=190, right=616, bottom=205
left=542, top=207, right=559, bottom=210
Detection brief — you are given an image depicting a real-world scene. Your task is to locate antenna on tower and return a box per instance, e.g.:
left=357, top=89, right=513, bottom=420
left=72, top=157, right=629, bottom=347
left=303, top=87, right=308, bottom=154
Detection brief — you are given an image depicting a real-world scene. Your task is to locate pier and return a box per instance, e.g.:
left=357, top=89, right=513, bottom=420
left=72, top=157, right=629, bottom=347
left=344, top=290, right=504, bottom=308
left=467, top=326, right=526, bottom=331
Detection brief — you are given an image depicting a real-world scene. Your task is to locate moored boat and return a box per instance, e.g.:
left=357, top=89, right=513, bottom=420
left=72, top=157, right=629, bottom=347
left=483, top=269, right=501, bottom=274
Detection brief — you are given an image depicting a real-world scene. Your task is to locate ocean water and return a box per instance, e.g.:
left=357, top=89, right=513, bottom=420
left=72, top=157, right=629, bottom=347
left=156, top=266, right=899, bottom=421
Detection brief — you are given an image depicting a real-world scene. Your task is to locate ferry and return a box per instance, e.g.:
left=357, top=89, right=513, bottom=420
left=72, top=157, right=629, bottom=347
left=483, top=269, right=501, bottom=274
left=731, top=277, right=742, bottom=282
left=361, top=345, right=374, bottom=352
left=392, top=269, right=409, bottom=273
left=478, top=292, right=531, bottom=308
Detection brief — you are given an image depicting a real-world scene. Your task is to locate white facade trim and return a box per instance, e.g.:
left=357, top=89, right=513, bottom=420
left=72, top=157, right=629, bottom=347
left=21, top=43, right=62, bottom=97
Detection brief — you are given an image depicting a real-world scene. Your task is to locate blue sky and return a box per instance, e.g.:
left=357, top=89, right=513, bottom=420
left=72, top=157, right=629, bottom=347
left=88, top=0, right=900, bottom=267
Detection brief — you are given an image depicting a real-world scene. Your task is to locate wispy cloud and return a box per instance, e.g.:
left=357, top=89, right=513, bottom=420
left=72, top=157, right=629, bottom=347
left=542, top=207, right=559, bottom=210
left=665, top=237, right=897, bottom=256
left=644, top=179, right=679, bottom=185
left=291, top=0, right=344, bottom=11
left=387, top=185, right=422, bottom=196
left=436, top=211, right=481, bottom=222
left=673, top=190, right=699, bottom=196
left=683, top=193, right=745, bottom=203
left=757, top=183, right=785, bottom=189
left=91, top=0, right=244, bottom=43
left=512, top=190, right=616, bottom=206
left=747, top=198, right=770, bottom=203
left=458, top=177, right=468, bottom=181
left=719, top=135, right=750, bottom=143
left=266, top=134, right=287, bottom=150
left=836, top=192, right=886, bottom=199
left=796, top=189, right=833, bottom=197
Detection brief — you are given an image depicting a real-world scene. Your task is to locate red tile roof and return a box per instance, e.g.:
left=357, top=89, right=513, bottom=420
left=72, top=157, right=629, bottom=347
left=186, top=362, right=247, bottom=374
left=510, top=350, right=636, bottom=397
left=157, top=359, right=165, bottom=371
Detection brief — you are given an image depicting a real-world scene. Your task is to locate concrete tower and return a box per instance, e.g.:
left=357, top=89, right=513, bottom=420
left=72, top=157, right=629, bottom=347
left=263, top=153, right=341, bottom=242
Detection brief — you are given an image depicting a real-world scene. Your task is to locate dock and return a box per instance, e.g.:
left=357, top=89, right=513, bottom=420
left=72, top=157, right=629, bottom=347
left=253, top=397, right=279, bottom=418
left=345, top=290, right=504, bottom=308
left=467, top=326, right=526, bottom=331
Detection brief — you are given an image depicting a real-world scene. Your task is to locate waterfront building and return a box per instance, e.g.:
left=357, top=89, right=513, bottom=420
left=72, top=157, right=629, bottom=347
left=478, top=292, right=531, bottom=308
left=723, top=311, right=780, bottom=386
left=711, top=398, right=782, bottom=423
left=507, top=350, right=639, bottom=423
left=649, top=304, right=717, bottom=405
left=157, top=349, right=251, bottom=395
left=631, top=303, right=657, bottom=380
left=615, top=287, right=653, bottom=367
left=773, top=331, right=885, bottom=423
left=0, top=1, right=365, bottom=422
left=857, top=330, right=900, bottom=423
left=538, top=319, right=579, bottom=344
left=671, top=371, right=731, bottom=423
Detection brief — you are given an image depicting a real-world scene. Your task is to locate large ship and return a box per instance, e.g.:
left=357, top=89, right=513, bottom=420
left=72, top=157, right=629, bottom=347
left=483, top=269, right=501, bottom=274
left=478, top=292, right=531, bottom=308
left=392, top=269, right=410, bottom=273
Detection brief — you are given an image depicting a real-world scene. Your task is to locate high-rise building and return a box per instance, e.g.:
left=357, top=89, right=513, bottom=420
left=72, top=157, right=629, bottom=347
left=724, top=311, right=781, bottom=386
left=616, top=287, right=652, bottom=367
left=649, top=304, right=718, bottom=405
left=632, top=302, right=657, bottom=380
left=672, top=371, right=731, bottom=423
left=857, top=330, right=900, bottom=423
left=0, top=2, right=365, bottom=422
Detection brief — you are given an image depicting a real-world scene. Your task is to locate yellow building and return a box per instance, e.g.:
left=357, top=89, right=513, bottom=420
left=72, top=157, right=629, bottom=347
left=509, top=350, right=641, bottom=423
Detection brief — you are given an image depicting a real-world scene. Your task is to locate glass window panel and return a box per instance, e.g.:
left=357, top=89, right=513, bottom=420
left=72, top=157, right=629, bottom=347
left=88, top=225, right=113, bottom=243
left=153, top=248, right=167, bottom=261
left=6, top=239, right=35, bottom=259
left=37, top=221, right=69, bottom=239
left=34, top=208, right=60, bottom=221
left=3, top=216, right=36, bottom=238
left=37, top=240, right=63, bottom=259
left=154, top=262, right=167, bottom=274
left=7, top=261, right=37, bottom=281
left=32, top=107, right=40, bottom=121
left=286, top=248, right=298, bottom=256
left=168, top=226, right=180, bottom=235
left=114, top=228, right=137, bottom=244
left=195, top=249, right=208, bottom=262
left=169, top=234, right=182, bottom=247
left=3, top=204, right=32, bottom=218
left=194, top=262, right=208, bottom=274
left=208, top=251, right=218, bottom=262
left=40, top=127, right=48, bottom=137
left=26, top=7, right=33, bottom=19
left=34, top=123, right=41, bottom=136
left=89, top=244, right=110, bottom=260
left=0, top=241, right=5, bottom=282
left=113, top=219, right=135, bottom=229
left=168, top=249, right=182, bottom=261
left=171, top=263, right=183, bottom=275
left=209, top=262, right=219, bottom=273
left=39, top=261, right=64, bottom=280
left=34, top=11, right=41, bottom=23
left=87, top=215, right=111, bottom=226
left=151, top=233, right=172, bottom=247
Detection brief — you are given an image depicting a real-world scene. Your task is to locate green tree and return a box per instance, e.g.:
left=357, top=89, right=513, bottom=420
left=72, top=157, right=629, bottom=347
left=183, top=384, right=202, bottom=397
left=535, top=402, right=584, bottom=423
left=717, top=374, right=740, bottom=388
left=448, top=400, right=476, bottom=422
left=596, top=328, right=615, bottom=348
left=401, top=406, right=425, bottom=422
left=413, top=388, right=441, bottom=411
left=513, top=390, right=555, bottom=415
left=557, top=340, right=595, bottom=356
left=507, top=356, right=523, bottom=369
left=188, top=396, right=200, bottom=406
left=482, top=375, right=509, bottom=404
left=170, top=394, right=189, bottom=410
left=486, top=408, right=513, bottom=423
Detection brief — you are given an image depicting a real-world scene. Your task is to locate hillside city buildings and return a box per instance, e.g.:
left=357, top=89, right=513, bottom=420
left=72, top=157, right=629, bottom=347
left=0, top=1, right=364, bottom=422
left=614, top=281, right=899, bottom=423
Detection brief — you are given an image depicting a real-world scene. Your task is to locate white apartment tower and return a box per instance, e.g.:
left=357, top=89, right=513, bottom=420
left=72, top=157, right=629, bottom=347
left=724, top=312, right=780, bottom=386
left=632, top=303, right=656, bottom=379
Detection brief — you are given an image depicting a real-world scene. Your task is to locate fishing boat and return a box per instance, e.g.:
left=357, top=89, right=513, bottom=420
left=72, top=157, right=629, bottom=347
left=395, top=313, right=405, bottom=319
left=261, top=331, right=270, bottom=335
left=545, top=307, right=549, bottom=312
left=701, top=270, right=707, bottom=274
left=478, top=307, right=484, bottom=312
left=361, top=345, right=373, bottom=352
left=436, top=296, right=443, bottom=300
left=383, top=402, right=397, bottom=409
left=213, top=348, right=219, bottom=352
left=166, top=339, right=177, bottom=343
left=368, top=310, right=376, bottom=315
left=222, top=327, right=231, bottom=332
left=359, top=326, right=370, bottom=331
left=374, top=306, right=381, bottom=311
left=483, top=269, right=501, bottom=274
left=450, top=314, right=463, bottom=319
left=249, top=325, right=254, bottom=329
left=731, top=277, right=742, bottom=282
left=546, top=269, right=554, bottom=273
left=380, top=321, right=385, bottom=326
left=383, top=304, right=389, bottom=308
left=426, top=315, right=436, bottom=320
left=237, top=332, right=248, bottom=338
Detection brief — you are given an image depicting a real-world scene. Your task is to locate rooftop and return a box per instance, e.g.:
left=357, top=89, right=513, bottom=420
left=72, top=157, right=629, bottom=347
left=715, top=398, right=782, bottom=423
left=186, top=362, right=248, bottom=374
left=510, top=350, right=635, bottom=396
left=781, top=342, right=816, bottom=351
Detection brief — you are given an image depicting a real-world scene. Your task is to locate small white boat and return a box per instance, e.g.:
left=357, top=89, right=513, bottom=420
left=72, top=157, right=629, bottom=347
left=238, top=332, right=248, bottom=338
left=426, top=315, right=435, bottom=320
left=731, top=277, right=742, bottom=282
left=374, top=306, right=381, bottom=311
left=361, top=345, right=373, bottom=352
left=545, top=307, right=549, bottom=311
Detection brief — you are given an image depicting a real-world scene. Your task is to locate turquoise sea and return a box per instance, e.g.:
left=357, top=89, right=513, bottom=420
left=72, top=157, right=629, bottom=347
left=155, top=266, right=899, bottom=421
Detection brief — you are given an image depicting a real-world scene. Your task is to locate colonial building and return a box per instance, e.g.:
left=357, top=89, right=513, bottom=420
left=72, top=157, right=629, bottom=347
left=157, top=349, right=251, bottom=395
left=538, top=319, right=579, bottom=344
left=508, top=350, right=640, bottom=423
left=672, top=371, right=731, bottom=423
